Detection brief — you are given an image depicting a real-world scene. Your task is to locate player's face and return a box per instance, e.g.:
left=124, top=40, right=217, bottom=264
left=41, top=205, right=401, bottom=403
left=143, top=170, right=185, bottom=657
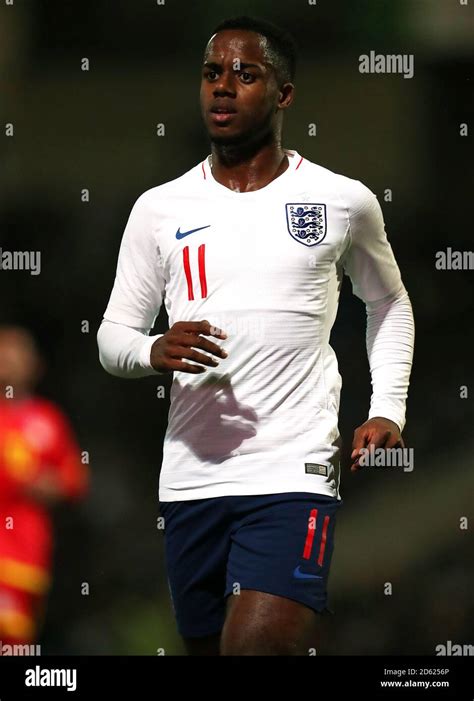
left=0, top=331, right=41, bottom=394
left=200, top=30, right=285, bottom=146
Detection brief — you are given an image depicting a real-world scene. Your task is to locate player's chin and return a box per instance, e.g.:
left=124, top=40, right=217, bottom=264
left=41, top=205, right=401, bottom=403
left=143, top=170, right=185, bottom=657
left=207, top=126, right=249, bottom=146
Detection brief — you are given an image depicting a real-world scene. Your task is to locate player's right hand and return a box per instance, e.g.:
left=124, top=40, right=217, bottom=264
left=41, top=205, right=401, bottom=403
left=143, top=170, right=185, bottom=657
left=150, top=320, right=228, bottom=374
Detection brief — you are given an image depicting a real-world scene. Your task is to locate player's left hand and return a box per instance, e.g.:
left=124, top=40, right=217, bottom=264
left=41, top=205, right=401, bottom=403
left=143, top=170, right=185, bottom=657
left=350, top=417, right=404, bottom=472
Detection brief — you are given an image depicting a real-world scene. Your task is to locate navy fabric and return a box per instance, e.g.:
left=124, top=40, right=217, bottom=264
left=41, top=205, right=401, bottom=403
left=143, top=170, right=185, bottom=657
left=159, top=492, right=342, bottom=638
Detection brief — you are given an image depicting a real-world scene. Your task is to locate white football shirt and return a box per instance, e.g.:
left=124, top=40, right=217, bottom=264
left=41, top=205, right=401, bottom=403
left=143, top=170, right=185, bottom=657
left=102, top=150, right=411, bottom=501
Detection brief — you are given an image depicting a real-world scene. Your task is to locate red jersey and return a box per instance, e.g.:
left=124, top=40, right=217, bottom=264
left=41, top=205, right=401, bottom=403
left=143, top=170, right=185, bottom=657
left=0, top=397, right=88, bottom=595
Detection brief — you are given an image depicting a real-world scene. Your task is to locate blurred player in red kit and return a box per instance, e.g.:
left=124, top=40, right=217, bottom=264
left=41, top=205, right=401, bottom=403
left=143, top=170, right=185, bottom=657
left=0, top=327, right=88, bottom=647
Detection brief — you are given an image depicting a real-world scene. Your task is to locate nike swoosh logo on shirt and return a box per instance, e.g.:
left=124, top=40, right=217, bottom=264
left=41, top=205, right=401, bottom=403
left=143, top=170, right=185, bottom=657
left=176, top=225, right=211, bottom=239
left=293, top=566, right=323, bottom=580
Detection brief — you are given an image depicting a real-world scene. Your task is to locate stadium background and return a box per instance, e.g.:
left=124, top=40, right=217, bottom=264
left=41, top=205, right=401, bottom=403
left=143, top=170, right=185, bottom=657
left=0, top=0, right=473, bottom=654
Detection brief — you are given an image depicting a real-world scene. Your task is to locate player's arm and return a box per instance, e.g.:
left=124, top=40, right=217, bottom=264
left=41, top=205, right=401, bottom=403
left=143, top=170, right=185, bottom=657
left=98, top=319, right=228, bottom=376
left=340, top=182, right=415, bottom=471
left=97, top=193, right=227, bottom=376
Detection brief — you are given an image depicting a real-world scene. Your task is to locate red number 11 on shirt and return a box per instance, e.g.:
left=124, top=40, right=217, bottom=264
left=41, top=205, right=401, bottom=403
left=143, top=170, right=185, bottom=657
left=182, top=244, right=208, bottom=300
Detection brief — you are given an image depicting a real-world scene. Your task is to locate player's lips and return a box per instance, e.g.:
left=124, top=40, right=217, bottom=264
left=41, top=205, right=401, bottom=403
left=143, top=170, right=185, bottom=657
left=210, top=105, right=237, bottom=124
left=210, top=112, right=236, bottom=124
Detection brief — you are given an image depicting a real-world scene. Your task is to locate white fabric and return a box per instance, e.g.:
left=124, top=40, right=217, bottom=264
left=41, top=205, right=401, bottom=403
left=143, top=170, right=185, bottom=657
left=97, top=322, right=163, bottom=379
left=366, top=290, right=414, bottom=431
left=97, top=150, right=414, bottom=501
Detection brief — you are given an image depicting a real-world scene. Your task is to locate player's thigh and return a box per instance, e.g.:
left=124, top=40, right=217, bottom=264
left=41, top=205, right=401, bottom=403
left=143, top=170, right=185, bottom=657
left=221, top=588, right=318, bottom=655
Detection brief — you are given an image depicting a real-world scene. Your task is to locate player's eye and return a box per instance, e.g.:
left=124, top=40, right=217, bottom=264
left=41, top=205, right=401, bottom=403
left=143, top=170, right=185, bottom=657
left=240, top=72, right=255, bottom=83
left=205, top=70, right=219, bottom=81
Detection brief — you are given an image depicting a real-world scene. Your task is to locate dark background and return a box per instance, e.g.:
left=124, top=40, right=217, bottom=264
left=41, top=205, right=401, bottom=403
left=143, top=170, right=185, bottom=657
left=0, top=0, right=473, bottom=654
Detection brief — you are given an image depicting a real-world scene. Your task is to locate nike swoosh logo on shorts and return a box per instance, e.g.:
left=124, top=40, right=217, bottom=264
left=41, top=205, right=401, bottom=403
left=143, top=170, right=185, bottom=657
left=293, top=566, right=323, bottom=580
left=176, top=225, right=211, bottom=239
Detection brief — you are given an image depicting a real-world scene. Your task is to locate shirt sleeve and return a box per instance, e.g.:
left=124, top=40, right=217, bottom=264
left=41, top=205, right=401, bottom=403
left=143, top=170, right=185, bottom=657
left=341, top=182, right=404, bottom=303
left=97, top=320, right=165, bottom=378
left=341, top=182, right=415, bottom=432
left=365, top=290, right=415, bottom=432
left=103, top=191, right=165, bottom=328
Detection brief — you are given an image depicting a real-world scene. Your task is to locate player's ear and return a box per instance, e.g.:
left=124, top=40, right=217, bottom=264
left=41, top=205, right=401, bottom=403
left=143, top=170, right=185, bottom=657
left=278, top=82, right=295, bottom=110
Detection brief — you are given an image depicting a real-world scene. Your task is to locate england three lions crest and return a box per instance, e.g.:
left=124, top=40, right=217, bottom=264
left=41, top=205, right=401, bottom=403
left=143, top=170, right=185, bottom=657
left=285, top=203, right=327, bottom=247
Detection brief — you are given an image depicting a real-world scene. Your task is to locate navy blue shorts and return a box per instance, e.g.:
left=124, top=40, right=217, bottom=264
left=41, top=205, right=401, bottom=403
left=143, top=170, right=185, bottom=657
left=159, top=492, right=342, bottom=638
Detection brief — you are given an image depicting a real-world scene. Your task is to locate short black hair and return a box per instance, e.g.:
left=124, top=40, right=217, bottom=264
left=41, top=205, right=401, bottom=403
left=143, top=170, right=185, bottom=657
left=211, top=16, right=297, bottom=84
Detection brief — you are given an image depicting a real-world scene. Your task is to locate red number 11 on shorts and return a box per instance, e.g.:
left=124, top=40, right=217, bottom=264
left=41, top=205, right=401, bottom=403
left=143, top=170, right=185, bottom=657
left=302, top=508, right=330, bottom=566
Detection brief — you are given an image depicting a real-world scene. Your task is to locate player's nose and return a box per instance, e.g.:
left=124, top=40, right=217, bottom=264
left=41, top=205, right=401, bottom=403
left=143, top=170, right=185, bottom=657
left=212, top=72, right=236, bottom=97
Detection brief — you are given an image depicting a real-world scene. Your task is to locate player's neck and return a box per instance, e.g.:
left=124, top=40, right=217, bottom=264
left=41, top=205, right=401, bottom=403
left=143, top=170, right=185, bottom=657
left=209, top=138, right=289, bottom=193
